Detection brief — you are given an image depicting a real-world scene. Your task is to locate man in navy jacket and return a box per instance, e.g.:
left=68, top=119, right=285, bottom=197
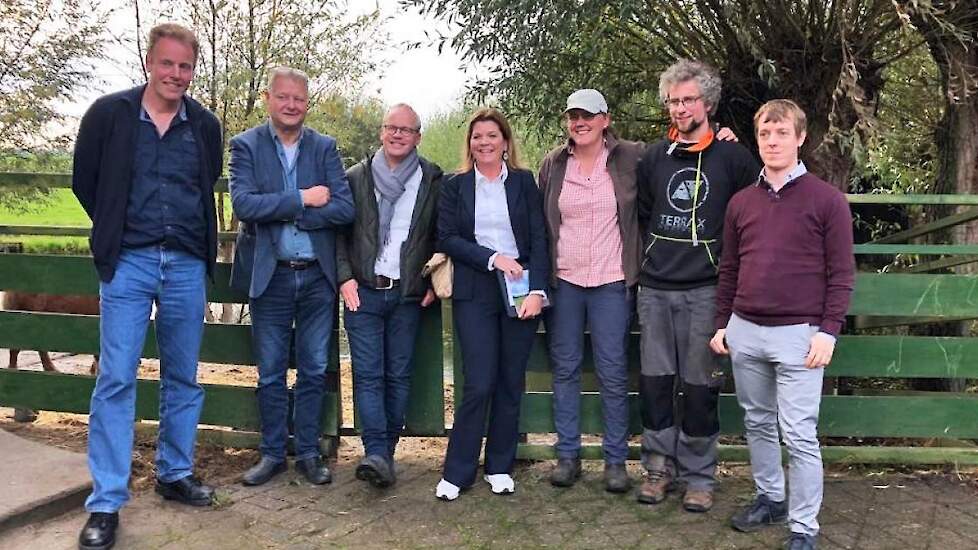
left=73, top=23, right=223, bottom=550
left=229, top=66, right=354, bottom=488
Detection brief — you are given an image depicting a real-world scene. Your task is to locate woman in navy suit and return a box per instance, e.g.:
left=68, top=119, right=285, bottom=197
left=435, top=107, right=551, bottom=500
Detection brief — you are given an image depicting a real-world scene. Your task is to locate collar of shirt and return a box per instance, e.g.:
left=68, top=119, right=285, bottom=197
left=566, top=138, right=607, bottom=157
left=757, top=160, right=808, bottom=189
left=269, top=121, right=304, bottom=150
left=475, top=162, right=508, bottom=187
left=139, top=100, right=188, bottom=125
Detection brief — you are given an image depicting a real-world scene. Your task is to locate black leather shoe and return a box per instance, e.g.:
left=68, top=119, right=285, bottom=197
left=78, top=512, right=118, bottom=550
left=242, top=457, right=287, bottom=486
left=785, top=532, right=818, bottom=550
left=730, top=494, right=788, bottom=532
left=295, top=456, right=332, bottom=485
left=549, top=458, right=582, bottom=487
left=356, top=454, right=395, bottom=488
left=155, top=475, right=214, bottom=506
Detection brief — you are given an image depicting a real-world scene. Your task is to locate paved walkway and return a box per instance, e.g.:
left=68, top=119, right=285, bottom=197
left=1, top=448, right=976, bottom=549
left=0, top=429, right=90, bottom=533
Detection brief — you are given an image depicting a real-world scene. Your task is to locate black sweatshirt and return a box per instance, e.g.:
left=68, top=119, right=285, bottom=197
left=637, top=137, right=759, bottom=289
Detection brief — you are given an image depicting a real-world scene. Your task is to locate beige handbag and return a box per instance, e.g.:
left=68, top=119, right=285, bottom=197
left=422, top=253, right=453, bottom=299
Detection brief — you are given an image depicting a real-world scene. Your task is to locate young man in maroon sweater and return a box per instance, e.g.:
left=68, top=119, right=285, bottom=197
left=710, top=99, right=855, bottom=550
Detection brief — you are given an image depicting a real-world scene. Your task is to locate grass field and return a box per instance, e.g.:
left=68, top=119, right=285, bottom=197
left=0, top=189, right=90, bottom=253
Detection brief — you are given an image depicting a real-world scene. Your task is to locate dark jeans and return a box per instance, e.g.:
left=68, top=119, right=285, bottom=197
left=249, top=263, right=335, bottom=461
left=344, top=286, right=422, bottom=458
left=442, top=270, right=538, bottom=488
left=546, top=279, right=632, bottom=464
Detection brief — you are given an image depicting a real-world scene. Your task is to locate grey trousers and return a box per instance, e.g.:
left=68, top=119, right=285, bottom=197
left=637, top=285, right=724, bottom=490
left=726, top=313, right=824, bottom=536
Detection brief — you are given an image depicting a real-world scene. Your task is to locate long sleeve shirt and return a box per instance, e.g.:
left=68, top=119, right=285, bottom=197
left=714, top=171, right=855, bottom=336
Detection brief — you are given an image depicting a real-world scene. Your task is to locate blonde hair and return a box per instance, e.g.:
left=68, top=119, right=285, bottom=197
left=754, top=99, right=808, bottom=137
left=147, top=23, right=200, bottom=64
left=459, top=107, right=524, bottom=172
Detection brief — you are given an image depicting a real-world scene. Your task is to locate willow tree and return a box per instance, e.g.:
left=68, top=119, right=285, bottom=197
left=408, top=0, right=923, bottom=189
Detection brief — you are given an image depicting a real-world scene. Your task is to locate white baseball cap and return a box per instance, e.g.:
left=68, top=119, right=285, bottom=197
left=565, top=89, right=609, bottom=114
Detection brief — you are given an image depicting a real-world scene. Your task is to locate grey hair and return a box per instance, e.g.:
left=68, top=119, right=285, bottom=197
left=385, top=103, right=422, bottom=131
left=267, top=66, right=309, bottom=91
left=658, top=59, right=722, bottom=116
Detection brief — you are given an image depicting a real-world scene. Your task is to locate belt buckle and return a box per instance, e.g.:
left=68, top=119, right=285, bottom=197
left=377, top=276, right=395, bottom=290
left=290, top=260, right=309, bottom=270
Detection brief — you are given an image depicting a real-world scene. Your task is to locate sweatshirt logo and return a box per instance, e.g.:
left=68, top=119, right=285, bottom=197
left=667, top=167, right=710, bottom=213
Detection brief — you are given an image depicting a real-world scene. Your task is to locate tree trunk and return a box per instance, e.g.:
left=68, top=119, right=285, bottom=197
left=907, top=3, right=978, bottom=392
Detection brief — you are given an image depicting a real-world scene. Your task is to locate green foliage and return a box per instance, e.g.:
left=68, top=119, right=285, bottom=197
left=418, top=107, right=560, bottom=174
left=309, top=95, right=386, bottom=168
left=182, top=0, right=388, bottom=141
left=0, top=1, right=108, bottom=150
left=0, top=152, right=74, bottom=212
left=0, top=189, right=89, bottom=226
left=408, top=0, right=955, bottom=189
left=856, top=40, right=943, bottom=195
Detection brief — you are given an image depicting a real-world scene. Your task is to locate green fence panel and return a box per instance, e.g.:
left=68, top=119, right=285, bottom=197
left=518, top=393, right=978, bottom=438
left=848, top=273, right=978, bottom=317
left=0, top=311, right=254, bottom=364
left=403, top=304, right=446, bottom=435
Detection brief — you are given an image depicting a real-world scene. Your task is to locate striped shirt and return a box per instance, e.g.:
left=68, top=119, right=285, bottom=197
left=556, top=147, right=625, bottom=287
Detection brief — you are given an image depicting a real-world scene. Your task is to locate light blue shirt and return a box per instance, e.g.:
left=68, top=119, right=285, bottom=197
left=271, top=123, right=315, bottom=261
left=758, top=160, right=808, bottom=188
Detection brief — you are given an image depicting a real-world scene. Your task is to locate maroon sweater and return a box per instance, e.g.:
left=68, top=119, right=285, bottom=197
left=715, top=172, right=855, bottom=336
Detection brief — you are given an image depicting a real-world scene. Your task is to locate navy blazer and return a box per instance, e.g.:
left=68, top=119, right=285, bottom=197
left=228, top=124, right=355, bottom=298
left=437, top=167, right=550, bottom=300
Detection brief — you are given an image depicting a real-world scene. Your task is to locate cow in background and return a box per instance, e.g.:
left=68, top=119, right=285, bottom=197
left=2, top=291, right=100, bottom=374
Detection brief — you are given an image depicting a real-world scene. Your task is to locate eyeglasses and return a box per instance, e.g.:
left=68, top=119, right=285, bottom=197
left=665, top=96, right=702, bottom=109
left=565, top=111, right=599, bottom=122
left=382, top=124, right=420, bottom=136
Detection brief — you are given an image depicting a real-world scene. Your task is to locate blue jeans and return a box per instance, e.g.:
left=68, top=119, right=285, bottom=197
left=344, top=286, right=422, bottom=458
left=249, top=263, right=335, bottom=461
left=86, top=246, right=206, bottom=513
left=547, top=280, right=632, bottom=464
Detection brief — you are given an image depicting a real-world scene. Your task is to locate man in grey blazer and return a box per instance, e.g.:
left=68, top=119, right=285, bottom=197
left=229, top=66, right=354, bottom=486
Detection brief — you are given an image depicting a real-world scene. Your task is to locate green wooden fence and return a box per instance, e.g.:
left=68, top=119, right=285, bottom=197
left=1, top=172, right=977, bottom=465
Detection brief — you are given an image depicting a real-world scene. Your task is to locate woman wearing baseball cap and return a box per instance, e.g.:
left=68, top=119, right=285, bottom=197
left=537, top=89, right=645, bottom=492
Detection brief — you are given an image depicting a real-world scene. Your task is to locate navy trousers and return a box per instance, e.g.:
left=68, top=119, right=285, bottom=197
left=442, top=270, right=538, bottom=488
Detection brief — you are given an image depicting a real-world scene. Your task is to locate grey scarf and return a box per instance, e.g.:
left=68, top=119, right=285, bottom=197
left=371, top=148, right=420, bottom=248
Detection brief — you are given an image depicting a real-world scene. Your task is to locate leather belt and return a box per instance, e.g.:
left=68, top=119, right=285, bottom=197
left=277, top=259, right=317, bottom=270
left=372, top=275, right=399, bottom=290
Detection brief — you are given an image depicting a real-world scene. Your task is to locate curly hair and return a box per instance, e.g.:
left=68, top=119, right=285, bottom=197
left=658, top=59, right=722, bottom=116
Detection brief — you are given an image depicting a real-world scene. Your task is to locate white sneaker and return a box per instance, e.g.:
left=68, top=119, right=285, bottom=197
left=435, top=478, right=460, bottom=501
left=484, top=473, right=515, bottom=495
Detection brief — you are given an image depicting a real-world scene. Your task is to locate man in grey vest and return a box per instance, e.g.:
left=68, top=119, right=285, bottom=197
left=338, top=103, right=443, bottom=487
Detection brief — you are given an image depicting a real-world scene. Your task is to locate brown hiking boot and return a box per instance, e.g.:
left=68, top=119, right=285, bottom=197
left=683, top=488, right=714, bottom=513
left=636, top=469, right=673, bottom=504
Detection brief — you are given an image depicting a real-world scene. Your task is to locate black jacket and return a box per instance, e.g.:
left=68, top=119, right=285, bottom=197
left=72, top=85, right=223, bottom=282
left=637, top=138, right=758, bottom=289
left=336, top=153, right=443, bottom=301
left=437, top=167, right=550, bottom=300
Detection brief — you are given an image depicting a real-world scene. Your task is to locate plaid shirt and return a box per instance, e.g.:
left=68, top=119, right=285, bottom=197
left=556, top=147, right=625, bottom=287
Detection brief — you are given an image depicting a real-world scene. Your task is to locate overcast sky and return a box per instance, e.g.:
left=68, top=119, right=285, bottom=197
left=67, top=0, right=472, bottom=123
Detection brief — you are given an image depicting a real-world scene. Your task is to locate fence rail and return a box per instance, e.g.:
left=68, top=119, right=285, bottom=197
left=2, top=172, right=977, bottom=464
